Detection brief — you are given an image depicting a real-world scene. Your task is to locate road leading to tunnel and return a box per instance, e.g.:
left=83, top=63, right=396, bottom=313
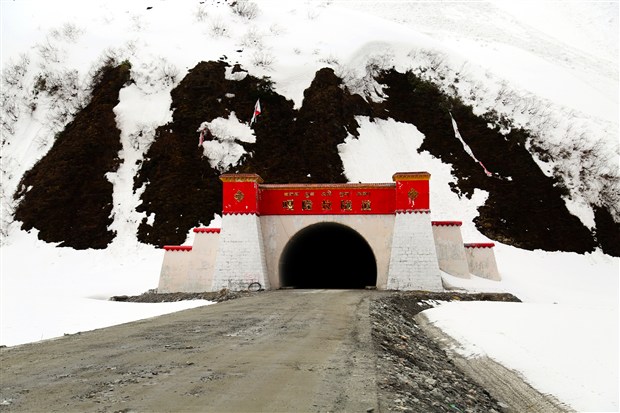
left=0, top=290, right=380, bottom=413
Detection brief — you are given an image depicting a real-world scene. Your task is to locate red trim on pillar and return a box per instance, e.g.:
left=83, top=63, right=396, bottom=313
left=432, top=221, right=463, bottom=226
left=222, top=212, right=258, bottom=216
left=163, top=245, right=193, bottom=251
left=395, top=209, right=430, bottom=214
left=193, top=228, right=221, bottom=233
left=464, top=243, right=495, bottom=248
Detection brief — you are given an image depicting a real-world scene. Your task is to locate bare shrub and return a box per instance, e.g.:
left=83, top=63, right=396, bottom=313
left=337, top=52, right=393, bottom=102
left=194, top=4, right=209, bottom=22
left=62, top=22, right=82, bottom=42
left=159, top=60, right=180, bottom=87
left=129, top=124, right=156, bottom=152
left=231, top=1, right=259, bottom=20
left=209, top=19, right=230, bottom=38
left=0, top=196, right=15, bottom=243
left=0, top=92, right=19, bottom=136
left=125, top=40, right=138, bottom=56
left=87, top=48, right=121, bottom=89
left=269, top=23, right=285, bottom=36
left=40, top=69, right=84, bottom=132
left=2, top=54, right=30, bottom=87
left=251, top=51, right=275, bottom=69
left=240, top=27, right=264, bottom=49
left=36, top=37, right=62, bottom=63
left=319, top=54, right=339, bottom=66
left=365, top=52, right=394, bottom=77
left=51, top=22, right=82, bottom=42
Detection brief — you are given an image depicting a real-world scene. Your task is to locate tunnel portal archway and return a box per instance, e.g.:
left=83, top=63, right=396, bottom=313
left=279, top=222, right=377, bottom=289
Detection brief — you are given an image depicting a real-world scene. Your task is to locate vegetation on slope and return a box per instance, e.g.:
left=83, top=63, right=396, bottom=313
left=371, top=69, right=598, bottom=254
left=13, top=60, right=619, bottom=256
left=13, top=62, right=131, bottom=249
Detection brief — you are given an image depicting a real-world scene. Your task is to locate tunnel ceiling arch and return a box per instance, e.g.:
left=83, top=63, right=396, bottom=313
left=279, top=222, right=377, bottom=289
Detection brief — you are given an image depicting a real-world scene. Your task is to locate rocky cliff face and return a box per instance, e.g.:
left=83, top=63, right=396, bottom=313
left=12, top=60, right=619, bottom=256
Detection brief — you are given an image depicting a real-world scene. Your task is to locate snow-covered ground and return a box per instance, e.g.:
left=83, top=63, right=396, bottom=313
left=1, top=1, right=618, bottom=412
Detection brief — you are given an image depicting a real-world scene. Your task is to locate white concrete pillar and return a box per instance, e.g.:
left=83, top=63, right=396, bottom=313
left=432, top=221, right=470, bottom=278
left=464, top=243, right=501, bottom=281
left=387, top=211, right=443, bottom=291
left=211, top=174, right=269, bottom=291
left=188, top=228, right=220, bottom=292
left=157, top=246, right=194, bottom=293
left=387, top=172, right=443, bottom=291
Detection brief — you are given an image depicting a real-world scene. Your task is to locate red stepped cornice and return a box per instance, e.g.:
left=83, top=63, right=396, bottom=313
left=163, top=245, right=193, bottom=251
left=464, top=243, right=495, bottom=248
left=432, top=221, right=463, bottom=226
left=193, top=228, right=221, bottom=233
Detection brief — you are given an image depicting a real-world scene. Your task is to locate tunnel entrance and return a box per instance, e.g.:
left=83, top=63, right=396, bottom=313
left=279, top=222, right=377, bottom=289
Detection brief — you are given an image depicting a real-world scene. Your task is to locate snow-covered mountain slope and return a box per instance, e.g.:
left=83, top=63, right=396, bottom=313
left=1, top=1, right=618, bottom=411
left=1, top=1, right=617, bottom=251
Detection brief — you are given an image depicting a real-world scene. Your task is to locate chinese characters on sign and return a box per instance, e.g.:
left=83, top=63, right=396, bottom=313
left=280, top=191, right=371, bottom=212
left=282, top=199, right=294, bottom=210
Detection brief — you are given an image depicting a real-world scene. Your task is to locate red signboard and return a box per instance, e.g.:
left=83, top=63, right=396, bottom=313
left=259, top=183, right=396, bottom=215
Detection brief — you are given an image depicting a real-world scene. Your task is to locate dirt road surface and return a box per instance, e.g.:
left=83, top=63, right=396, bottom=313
left=1, top=290, right=571, bottom=413
left=1, top=290, right=378, bottom=413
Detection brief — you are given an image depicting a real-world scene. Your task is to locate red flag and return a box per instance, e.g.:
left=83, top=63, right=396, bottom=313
left=250, top=99, right=261, bottom=126
left=198, top=130, right=205, bottom=147
left=197, top=121, right=208, bottom=147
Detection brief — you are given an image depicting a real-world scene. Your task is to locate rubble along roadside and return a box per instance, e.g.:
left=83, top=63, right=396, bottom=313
left=371, top=291, right=515, bottom=413
left=370, top=291, right=573, bottom=413
left=110, top=288, right=255, bottom=303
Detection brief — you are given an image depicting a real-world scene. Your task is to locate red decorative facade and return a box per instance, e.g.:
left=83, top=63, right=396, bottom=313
left=220, top=171, right=431, bottom=216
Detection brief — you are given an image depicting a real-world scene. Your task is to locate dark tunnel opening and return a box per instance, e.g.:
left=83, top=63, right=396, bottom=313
left=279, top=222, right=377, bottom=289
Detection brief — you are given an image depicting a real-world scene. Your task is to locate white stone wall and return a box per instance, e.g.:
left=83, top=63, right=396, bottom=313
left=211, top=214, right=269, bottom=291
left=187, top=232, right=220, bottom=291
left=260, top=214, right=395, bottom=289
left=387, top=212, right=443, bottom=291
left=157, top=214, right=484, bottom=293
left=158, top=249, right=196, bottom=293
left=432, top=225, right=470, bottom=278
left=465, top=245, right=501, bottom=281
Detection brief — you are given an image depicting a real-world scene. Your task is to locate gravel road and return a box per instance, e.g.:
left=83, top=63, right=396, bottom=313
left=0, top=290, right=570, bottom=413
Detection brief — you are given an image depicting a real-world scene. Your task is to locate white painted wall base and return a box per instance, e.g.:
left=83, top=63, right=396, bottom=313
left=465, top=244, right=501, bottom=281
left=188, top=230, right=220, bottom=291
left=432, top=223, right=470, bottom=278
left=158, top=248, right=199, bottom=293
left=211, top=214, right=270, bottom=291
left=387, top=212, right=444, bottom=291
